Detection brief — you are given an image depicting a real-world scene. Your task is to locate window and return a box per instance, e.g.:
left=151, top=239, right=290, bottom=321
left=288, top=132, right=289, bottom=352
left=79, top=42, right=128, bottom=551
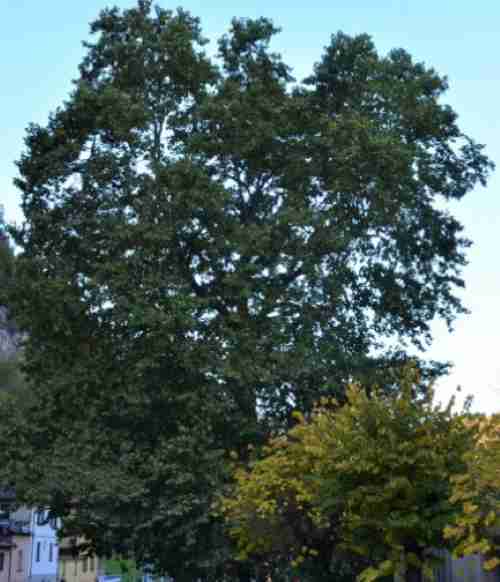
left=0, top=552, right=4, bottom=572
left=17, top=549, right=23, bottom=572
left=36, top=510, right=46, bottom=526
left=74, top=558, right=78, bottom=576
left=90, top=556, right=95, bottom=572
left=49, top=517, right=58, bottom=530
left=49, top=543, right=53, bottom=562
left=61, top=559, right=66, bottom=577
left=36, top=541, right=41, bottom=562
left=82, top=556, right=88, bottom=573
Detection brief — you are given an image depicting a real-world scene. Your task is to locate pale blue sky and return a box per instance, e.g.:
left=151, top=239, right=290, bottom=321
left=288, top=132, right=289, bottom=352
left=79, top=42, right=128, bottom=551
left=1, top=1, right=499, bottom=411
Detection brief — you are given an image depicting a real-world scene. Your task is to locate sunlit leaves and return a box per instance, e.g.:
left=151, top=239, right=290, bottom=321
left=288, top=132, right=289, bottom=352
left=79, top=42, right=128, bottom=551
left=222, top=368, right=484, bottom=581
left=445, top=414, right=500, bottom=570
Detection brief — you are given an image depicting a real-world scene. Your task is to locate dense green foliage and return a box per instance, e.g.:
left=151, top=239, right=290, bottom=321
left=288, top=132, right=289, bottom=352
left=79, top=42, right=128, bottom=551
left=0, top=1, right=493, bottom=578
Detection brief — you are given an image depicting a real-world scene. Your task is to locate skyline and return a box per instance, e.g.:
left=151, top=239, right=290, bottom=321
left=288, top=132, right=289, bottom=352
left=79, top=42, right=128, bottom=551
left=1, top=0, right=499, bottom=412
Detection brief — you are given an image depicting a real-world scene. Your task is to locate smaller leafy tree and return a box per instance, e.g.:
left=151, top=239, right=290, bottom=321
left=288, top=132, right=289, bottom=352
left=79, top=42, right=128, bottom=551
left=221, top=368, right=475, bottom=582
left=221, top=404, right=360, bottom=581
left=445, top=414, right=500, bottom=570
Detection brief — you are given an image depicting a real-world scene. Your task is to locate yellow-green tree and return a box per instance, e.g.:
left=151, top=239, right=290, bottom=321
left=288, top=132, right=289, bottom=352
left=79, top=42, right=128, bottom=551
left=445, top=413, right=500, bottom=570
left=221, top=401, right=357, bottom=581
left=221, top=369, right=476, bottom=582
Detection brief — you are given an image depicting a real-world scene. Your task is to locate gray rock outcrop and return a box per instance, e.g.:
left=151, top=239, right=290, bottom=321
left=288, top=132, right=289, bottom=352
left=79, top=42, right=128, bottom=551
left=0, top=305, right=20, bottom=360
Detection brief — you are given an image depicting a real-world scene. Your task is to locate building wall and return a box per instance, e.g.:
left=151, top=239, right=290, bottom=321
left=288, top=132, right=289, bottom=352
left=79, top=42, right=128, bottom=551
left=9, top=508, right=59, bottom=582
left=10, top=535, right=31, bottom=582
left=450, top=555, right=500, bottom=582
left=0, top=547, right=12, bottom=582
left=30, top=510, right=59, bottom=582
left=59, top=554, right=101, bottom=582
left=0, top=490, right=16, bottom=582
left=435, top=552, right=500, bottom=582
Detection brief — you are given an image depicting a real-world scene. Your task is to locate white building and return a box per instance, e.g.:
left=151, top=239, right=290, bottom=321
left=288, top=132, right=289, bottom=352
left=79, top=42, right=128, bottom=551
left=10, top=508, right=59, bottom=582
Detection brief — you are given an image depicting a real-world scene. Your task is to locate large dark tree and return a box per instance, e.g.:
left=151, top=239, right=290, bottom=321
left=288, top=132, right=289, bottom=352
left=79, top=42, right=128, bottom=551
left=0, top=1, right=493, bottom=579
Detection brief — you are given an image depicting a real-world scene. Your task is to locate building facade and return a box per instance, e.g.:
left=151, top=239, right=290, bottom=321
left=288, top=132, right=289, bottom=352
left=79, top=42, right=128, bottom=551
left=0, top=526, right=14, bottom=582
left=58, top=538, right=102, bottom=582
left=436, top=552, right=500, bottom=582
left=8, top=507, right=59, bottom=582
left=59, top=553, right=101, bottom=582
left=0, top=489, right=15, bottom=582
left=29, top=509, right=59, bottom=582
left=9, top=533, right=31, bottom=582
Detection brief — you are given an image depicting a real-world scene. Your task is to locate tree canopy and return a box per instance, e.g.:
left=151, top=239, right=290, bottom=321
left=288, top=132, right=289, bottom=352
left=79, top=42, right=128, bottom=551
left=0, top=1, right=493, bottom=578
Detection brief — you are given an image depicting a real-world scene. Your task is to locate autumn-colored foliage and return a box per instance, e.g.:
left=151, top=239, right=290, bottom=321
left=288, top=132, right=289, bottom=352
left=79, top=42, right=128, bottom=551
left=221, top=369, right=498, bottom=581
left=445, top=413, right=500, bottom=570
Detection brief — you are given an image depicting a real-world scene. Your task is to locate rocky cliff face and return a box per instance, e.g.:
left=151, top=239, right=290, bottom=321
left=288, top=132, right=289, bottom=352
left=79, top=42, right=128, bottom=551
left=0, top=306, right=20, bottom=360
left=0, top=222, right=20, bottom=360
